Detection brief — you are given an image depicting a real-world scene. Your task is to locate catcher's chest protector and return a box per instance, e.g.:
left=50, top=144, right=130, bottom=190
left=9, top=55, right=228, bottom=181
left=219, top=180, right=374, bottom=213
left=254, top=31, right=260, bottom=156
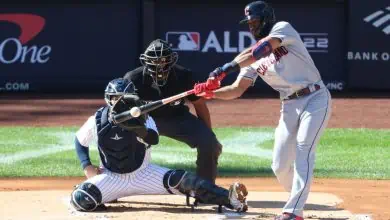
left=95, top=107, right=146, bottom=174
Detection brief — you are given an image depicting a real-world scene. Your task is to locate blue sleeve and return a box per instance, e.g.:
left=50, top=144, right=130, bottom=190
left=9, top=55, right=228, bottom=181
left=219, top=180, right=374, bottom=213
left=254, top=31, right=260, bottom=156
left=251, top=40, right=273, bottom=60
left=75, top=136, right=91, bottom=169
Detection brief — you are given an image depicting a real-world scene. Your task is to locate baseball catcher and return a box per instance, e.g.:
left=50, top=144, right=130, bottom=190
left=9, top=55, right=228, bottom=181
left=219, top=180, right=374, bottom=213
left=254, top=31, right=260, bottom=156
left=70, top=78, right=248, bottom=213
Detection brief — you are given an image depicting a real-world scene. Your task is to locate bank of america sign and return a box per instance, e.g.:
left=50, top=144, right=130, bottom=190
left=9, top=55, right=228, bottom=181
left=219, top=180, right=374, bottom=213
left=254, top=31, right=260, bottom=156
left=363, top=6, right=390, bottom=35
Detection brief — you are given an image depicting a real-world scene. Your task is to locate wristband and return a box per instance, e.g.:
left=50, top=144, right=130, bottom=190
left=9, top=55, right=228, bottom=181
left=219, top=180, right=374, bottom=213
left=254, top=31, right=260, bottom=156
left=221, top=61, right=240, bottom=75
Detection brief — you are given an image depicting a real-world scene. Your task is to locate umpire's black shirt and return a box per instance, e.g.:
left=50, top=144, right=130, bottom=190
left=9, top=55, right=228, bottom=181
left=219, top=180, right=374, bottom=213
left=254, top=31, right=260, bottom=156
left=124, top=65, right=200, bottom=118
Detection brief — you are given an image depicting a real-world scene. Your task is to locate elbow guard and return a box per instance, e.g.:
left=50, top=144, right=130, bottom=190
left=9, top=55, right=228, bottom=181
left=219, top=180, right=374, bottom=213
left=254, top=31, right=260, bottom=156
left=251, top=40, right=273, bottom=60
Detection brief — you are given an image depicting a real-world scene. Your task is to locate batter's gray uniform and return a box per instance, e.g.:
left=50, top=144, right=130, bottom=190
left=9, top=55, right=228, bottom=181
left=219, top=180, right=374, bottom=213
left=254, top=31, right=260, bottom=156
left=239, top=21, right=332, bottom=216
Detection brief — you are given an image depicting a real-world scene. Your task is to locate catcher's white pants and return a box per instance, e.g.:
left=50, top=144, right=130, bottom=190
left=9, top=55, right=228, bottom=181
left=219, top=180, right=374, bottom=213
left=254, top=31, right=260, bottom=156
left=271, top=86, right=332, bottom=217
left=83, top=149, right=179, bottom=204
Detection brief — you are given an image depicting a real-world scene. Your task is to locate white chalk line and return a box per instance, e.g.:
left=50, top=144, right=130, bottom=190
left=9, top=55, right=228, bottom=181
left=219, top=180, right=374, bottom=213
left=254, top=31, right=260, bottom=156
left=152, top=131, right=274, bottom=164
left=221, top=131, right=274, bottom=158
left=0, top=131, right=274, bottom=165
left=0, top=132, right=78, bottom=164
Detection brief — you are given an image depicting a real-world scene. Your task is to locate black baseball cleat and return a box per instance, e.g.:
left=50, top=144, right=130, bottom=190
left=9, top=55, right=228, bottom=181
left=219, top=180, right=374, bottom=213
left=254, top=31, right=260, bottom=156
left=186, top=197, right=223, bottom=213
left=107, top=199, right=118, bottom=203
left=186, top=195, right=191, bottom=206
left=94, top=204, right=108, bottom=211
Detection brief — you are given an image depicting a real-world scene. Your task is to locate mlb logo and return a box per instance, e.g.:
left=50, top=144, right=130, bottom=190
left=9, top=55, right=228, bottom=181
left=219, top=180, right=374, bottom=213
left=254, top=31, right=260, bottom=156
left=166, top=32, right=200, bottom=51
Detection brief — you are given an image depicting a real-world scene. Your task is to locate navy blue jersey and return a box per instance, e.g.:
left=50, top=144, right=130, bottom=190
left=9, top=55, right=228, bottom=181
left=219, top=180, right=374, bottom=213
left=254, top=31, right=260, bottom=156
left=124, top=64, right=200, bottom=118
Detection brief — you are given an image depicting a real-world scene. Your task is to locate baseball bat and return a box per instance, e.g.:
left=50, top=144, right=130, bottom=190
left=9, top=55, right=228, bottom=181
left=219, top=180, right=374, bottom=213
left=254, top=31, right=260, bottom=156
left=113, top=89, right=197, bottom=124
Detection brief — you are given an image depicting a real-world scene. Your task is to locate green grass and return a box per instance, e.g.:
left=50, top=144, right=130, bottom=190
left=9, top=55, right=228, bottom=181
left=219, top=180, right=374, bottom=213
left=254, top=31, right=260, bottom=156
left=0, top=127, right=389, bottom=179
left=0, top=127, right=76, bottom=154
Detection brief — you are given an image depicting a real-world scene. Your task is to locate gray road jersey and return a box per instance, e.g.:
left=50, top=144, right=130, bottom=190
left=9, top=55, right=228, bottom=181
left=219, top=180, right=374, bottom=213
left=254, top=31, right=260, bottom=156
left=239, top=21, right=323, bottom=99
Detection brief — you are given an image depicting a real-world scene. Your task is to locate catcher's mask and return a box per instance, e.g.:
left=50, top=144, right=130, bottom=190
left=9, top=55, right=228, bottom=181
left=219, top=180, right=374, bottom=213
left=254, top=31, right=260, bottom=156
left=240, top=1, right=276, bottom=40
left=139, top=39, right=178, bottom=87
left=104, top=78, right=147, bottom=127
left=104, top=78, right=137, bottom=107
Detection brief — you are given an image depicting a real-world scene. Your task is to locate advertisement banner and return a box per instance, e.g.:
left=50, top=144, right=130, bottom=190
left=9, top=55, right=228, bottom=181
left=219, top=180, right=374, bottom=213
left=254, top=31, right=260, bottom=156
left=347, top=1, right=390, bottom=89
left=156, top=3, right=346, bottom=93
left=0, top=5, right=140, bottom=93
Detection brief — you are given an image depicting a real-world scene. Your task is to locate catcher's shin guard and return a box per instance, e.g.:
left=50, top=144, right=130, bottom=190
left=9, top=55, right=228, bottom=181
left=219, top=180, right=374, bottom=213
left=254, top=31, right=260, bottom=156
left=163, top=170, right=248, bottom=212
left=176, top=171, right=232, bottom=209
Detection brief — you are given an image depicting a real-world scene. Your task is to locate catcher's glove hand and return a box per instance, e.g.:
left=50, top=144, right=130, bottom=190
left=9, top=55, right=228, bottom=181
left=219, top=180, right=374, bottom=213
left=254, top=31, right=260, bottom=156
left=111, top=95, right=146, bottom=131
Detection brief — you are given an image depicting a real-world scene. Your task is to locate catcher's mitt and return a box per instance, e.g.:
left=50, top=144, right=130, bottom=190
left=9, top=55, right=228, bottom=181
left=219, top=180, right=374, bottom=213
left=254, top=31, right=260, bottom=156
left=110, top=94, right=147, bottom=131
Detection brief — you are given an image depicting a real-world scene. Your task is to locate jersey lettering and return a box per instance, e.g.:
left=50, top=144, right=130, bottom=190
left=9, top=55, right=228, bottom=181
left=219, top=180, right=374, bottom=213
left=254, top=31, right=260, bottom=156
left=256, top=46, right=289, bottom=75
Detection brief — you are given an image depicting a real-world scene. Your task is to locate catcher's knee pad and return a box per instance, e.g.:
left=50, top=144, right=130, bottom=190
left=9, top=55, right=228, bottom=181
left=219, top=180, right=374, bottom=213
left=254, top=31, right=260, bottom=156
left=163, top=169, right=187, bottom=194
left=70, top=182, right=102, bottom=212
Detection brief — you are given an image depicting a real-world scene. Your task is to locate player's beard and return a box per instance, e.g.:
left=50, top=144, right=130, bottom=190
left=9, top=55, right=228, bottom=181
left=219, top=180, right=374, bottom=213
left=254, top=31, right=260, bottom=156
left=251, top=22, right=274, bottom=40
left=249, top=23, right=263, bottom=40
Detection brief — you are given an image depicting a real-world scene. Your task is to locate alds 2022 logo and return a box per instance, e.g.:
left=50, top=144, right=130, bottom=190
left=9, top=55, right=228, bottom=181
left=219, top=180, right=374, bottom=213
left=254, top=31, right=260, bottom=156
left=0, top=13, right=52, bottom=64
left=166, top=31, right=328, bottom=53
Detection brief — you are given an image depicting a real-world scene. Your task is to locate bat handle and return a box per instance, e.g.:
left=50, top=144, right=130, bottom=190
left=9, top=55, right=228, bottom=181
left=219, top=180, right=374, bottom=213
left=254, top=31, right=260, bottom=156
left=112, top=110, right=133, bottom=124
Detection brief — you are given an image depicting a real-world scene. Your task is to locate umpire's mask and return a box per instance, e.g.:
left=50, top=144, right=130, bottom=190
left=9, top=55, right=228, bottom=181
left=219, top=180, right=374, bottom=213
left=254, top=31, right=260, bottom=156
left=139, top=39, right=178, bottom=87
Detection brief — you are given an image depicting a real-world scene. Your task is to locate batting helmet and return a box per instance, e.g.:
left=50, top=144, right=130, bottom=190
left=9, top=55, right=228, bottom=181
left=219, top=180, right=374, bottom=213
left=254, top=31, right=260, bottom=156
left=239, top=1, right=276, bottom=39
left=139, top=39, right=178, bottom=87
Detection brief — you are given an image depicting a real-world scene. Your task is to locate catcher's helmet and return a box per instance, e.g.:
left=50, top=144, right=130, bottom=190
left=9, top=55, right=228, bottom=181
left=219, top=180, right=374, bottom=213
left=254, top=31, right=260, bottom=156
left=139, top=39, right=178, bottom=87
left=240, top=1, right=276, bottom=39
left=104, top=78, right=137, bottom=107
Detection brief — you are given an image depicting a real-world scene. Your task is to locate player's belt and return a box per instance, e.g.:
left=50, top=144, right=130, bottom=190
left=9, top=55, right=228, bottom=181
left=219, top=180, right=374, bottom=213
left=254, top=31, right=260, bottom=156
left=284, top=84, right=321, bottom=100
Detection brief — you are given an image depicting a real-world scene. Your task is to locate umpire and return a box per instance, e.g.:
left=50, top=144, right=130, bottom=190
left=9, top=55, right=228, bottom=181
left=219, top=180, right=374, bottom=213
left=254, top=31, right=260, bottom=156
left=124, top=39, right=222, bottom=183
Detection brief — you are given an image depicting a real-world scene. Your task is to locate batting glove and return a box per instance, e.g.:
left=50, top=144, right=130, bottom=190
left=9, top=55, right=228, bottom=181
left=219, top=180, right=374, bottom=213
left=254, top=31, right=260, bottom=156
left=202, top=89, right=215, bottom=99
left=209, top=67, right=227, bottom=81
left=194, top=77, right=220, bottom=94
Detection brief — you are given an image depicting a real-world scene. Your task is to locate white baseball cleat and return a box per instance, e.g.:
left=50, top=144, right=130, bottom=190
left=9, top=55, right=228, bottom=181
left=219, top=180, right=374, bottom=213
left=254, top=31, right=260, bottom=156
left=228, top=182, right=248, bottom=212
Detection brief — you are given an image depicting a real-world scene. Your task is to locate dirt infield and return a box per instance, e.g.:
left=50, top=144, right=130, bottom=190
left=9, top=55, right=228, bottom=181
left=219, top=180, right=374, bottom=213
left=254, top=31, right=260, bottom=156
left=1, top=97, right=390, bottom=219
left=1, top=97, right=390, bottom=128
left=0, top=177, right=389, bottom=219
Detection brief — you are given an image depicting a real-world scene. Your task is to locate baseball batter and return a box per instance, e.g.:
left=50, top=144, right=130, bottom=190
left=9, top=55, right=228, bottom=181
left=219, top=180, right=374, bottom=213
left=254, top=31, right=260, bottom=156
left=194, top=1, right=332, bottom=220
left=70, top=78, right=248, bottom=213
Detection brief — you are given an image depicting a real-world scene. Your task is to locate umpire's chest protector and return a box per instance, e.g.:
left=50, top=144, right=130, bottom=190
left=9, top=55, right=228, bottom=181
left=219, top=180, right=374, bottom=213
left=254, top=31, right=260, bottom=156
left=95, top=107, right=146, bottom=174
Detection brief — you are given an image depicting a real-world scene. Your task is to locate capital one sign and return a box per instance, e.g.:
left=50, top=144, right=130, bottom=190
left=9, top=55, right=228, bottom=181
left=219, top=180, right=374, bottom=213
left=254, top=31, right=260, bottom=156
left=0, top=13, right=52, bottom=64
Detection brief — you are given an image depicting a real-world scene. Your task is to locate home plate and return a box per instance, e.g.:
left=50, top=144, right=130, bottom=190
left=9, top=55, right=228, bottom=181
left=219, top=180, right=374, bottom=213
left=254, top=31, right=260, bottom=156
left=0, top=191, right=369, bottom=220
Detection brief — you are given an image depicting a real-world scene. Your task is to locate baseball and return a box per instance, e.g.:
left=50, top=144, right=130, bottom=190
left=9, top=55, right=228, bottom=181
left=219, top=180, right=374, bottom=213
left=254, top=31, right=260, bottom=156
left=130, top=107, right=141, bottom=118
